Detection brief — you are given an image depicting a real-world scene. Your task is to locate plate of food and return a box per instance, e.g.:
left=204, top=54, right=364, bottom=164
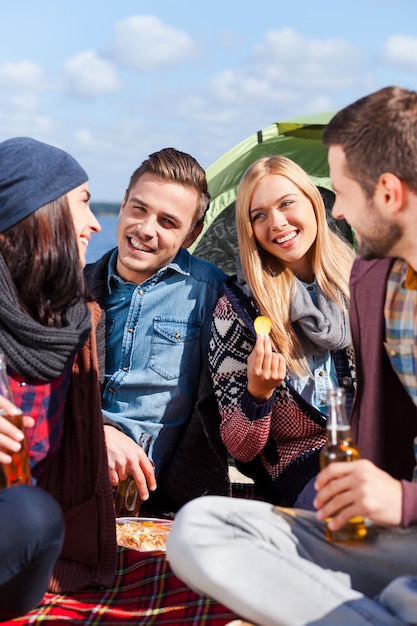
left=115, top=517, right=174, bottom=553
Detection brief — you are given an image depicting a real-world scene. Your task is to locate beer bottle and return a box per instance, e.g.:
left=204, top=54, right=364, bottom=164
left=0, top=351, right=32, bottom=488
left=319, top=387, right=367, bottom=541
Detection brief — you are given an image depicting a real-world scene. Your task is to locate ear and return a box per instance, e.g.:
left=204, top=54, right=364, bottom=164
left=119, top=190, right=129, bottom=216
left=374, top=172, right=404, bottom=216
left=181, top=222, right=204, bottom=249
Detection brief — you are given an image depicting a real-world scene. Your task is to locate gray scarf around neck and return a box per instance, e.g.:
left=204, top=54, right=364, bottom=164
left=290, top=277, right=351, bottom=356
left=0, top=254, right=91, bottom=381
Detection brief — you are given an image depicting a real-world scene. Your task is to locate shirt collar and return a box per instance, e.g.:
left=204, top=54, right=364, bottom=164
left=106, top=247, right=191, bottom=293
left=404, top=263, right=417, bottom=290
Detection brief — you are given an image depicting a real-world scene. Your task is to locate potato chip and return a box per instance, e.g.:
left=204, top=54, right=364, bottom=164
left=254, top=315, right=272, bottom=335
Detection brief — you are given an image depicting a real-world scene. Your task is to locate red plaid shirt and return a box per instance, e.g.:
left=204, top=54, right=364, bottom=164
left=8, top=358, right=74, bottom=481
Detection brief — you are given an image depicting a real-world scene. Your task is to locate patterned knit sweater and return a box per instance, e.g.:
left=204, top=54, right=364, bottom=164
left=209, top=277, right=356, bottom=506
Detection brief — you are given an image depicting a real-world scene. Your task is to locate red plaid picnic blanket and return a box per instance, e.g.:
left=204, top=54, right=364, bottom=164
left=2, top=547, right=238, bottom=625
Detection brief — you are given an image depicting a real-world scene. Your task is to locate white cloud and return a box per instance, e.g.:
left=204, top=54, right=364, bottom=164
left=0, top=61, right=45, bottom=91
left=195, top=28, right=363, bottom=125
left=0, top=92, right=39, bottom=113
left=251, top=28, right=362, bottom=91
left=379, top=35, right=417, bottom=72
left=0, top=63, right=52, bottom=139
left=111, top=15, right=196, bottom=71
left=151, top=28, right=367, bottom=169
left=56, top=26, right=368, bottom=195
left=0, top=105, right=56, bottom=140
left=63, top=50, right=121, bottom=99
left=75, top=128, right=96, bottom=147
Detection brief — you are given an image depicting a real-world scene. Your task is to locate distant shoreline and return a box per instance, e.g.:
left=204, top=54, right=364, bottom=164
left=91, top=202, right=119, bottom=216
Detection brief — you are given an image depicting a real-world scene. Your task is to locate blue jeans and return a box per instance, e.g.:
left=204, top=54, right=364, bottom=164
left=0, top=485, right=64, bottom=620
left=167, top=496, right=417, bottom=626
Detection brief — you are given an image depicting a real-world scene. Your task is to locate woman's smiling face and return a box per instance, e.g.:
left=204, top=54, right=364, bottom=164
left=249, top=173, right=318, bottom=281
left=67, top=182, right=101, bottom=268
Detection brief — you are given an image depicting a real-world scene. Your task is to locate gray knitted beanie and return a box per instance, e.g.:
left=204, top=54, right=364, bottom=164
left=0, top=137, right=88, bottom=231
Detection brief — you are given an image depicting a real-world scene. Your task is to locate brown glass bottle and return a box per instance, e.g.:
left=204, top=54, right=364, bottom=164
left=0, top=351, right=32, bottom=489
left=319, top=387, right=367, bottom=542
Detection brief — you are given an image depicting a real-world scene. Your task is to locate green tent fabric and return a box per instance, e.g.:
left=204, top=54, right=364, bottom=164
left=190, top=112, right=352, bottom=274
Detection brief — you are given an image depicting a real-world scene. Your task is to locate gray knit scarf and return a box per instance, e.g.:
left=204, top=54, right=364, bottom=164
left=290, top=277, right=351, bottom=356
left=236, top=257, right=351, bottom=356
left=0, top=254, right=91, bottom=381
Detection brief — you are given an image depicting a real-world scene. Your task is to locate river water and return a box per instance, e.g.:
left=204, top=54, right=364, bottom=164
left=86, top=215, right=119, bottom=264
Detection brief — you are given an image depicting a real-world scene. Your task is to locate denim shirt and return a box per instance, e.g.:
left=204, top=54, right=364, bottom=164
left=102, top=248, right=226, bottom=473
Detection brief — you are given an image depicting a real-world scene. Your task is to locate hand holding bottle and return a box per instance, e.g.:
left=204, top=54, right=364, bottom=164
left=314, top=458, right=403, bottom=529
left=0, top=397, right=34, bottom=464
left=315, top=387, right=403, bottom=532
left=104, top=426, right=156, bottom=498
left=114, top=433, right=155, bottom=517
left=316, top=387, right=367, bottom=541
left=0, top=352, right=33, bottom=489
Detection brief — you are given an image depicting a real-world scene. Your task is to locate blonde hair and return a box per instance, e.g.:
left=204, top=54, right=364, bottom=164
left=236, top=155, right=355, bottom=377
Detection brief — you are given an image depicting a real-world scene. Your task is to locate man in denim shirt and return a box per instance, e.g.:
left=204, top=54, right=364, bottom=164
left=86, top=148, right=226, bottom=509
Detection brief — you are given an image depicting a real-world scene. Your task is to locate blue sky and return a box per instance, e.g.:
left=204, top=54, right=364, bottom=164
left=1, top=0, right=416, bottom=202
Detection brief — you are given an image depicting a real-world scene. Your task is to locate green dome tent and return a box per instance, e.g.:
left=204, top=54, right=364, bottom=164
left=189, top=112, right=353, bottom=274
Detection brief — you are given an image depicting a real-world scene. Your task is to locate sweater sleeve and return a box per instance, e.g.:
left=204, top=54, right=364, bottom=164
left=208, top=292, right=275, bottom=462
left=401, top=480, right=417, bottom=527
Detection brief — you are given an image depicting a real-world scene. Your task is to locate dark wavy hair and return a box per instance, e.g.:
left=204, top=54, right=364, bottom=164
left=0, top=196, right=84, bottom=327
left=323, top=85, right=417, bottom=198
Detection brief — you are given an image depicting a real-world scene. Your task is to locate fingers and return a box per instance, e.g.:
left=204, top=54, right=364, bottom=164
left=316, top=460, right=403, bottom=528
left=251, top=334, right=272, bottom=374
left=253, top=334, right=286, bottom=376
left=104, top=425, right=157, bottom=500
left=273, top=352, right=286, bottom=381
left=315, top=476, right=358, bottom=530
left=22, top=416, right=35, bottom=429
left=0, top=395, right=20, bottom=415
left=325, top=504, right=360, bottom=532
left=0, top=415, right=24, bottom=441
left=247, top=335, right=286, bottom=402
left=314, top=462, right=355, bottom=507
left=0, top=415, right=25, bottom=463
left=108, top=465, right=120, bottom=486
left=0, top=396, right=33, bottom=434
left=0, top=451, right=12, bottom=464
left=128, top=452, right=157, bottom=501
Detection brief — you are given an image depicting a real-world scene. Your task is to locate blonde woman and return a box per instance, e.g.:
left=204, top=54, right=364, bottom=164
left=209, top=155, right=356, bottom=508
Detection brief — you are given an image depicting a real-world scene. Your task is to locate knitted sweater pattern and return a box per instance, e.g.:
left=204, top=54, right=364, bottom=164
left=209, top=278, right=356, bottom=505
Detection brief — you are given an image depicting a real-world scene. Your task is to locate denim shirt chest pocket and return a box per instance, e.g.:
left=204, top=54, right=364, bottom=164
left=149, top=317, right=202, bottom=379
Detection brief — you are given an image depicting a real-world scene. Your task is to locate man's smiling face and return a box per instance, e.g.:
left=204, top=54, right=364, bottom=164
left=116, top=172, right=200, bottom=284
left=329, top=145, right=403, bottom=261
